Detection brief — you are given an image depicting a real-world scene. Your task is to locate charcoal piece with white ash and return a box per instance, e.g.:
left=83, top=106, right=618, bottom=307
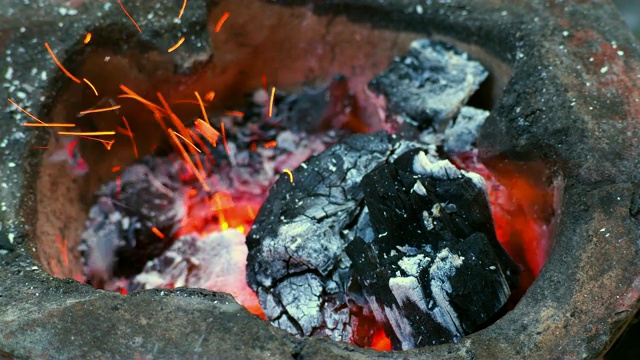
left=345, top=149, right=518, bottom=349
left=246, top=131, right=435, bottom=342
left=369, top=39, right=488, bottom=129
left=80, top=162, right=182, bottom=287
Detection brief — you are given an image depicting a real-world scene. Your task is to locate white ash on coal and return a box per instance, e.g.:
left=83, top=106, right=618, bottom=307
left=345, top=149, right=518, bottom=349
left=246, top=39, right=517, bottom=349
left=369, top=39, right=488, bottom=130
left=246, top=132, right=435, bottom=342
left=443, top=106, right=490, bottom=155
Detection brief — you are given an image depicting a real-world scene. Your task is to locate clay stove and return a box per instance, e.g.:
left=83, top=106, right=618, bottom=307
left=1, top=0, right=639, bottom=359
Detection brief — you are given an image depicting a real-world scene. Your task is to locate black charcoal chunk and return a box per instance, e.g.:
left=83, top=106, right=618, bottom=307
left=443, top=106, right=489, bottom=155
left=274, top=74, right=356, bottom=133
left=345, top=148, right=518, bottom=350
left=369, top=39, right=488, bottom=129
left=246, top=132, right=434, bottom=342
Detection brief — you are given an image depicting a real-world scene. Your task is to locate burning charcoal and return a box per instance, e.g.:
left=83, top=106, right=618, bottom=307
left=80, top=163, right=182, bottom=285
left=246, top=132, right=435, bottom=342
left=345, top=149, right=518, bottom=350
left=443, top=106, right=489, bottom=155
left=369, top=39, right=488, bottom=129
left=129, top=229, right=259, bottom=309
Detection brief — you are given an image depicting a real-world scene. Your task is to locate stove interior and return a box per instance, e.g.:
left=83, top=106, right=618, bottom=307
left=27, top=0, right=558, bottom=351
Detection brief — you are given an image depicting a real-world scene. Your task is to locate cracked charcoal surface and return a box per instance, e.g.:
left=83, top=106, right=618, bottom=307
left=369, top=39, right=488, bottom=129
left=346, top=149, right=517, bottom=349
left=246, top=132, right=437, bottom=341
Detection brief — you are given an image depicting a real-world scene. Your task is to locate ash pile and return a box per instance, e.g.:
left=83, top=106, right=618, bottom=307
left=246, top=39, right=518, bottom=350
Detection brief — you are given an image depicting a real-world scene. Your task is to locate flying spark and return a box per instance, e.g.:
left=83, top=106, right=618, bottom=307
left=174, top=131, right=202, bottom=153
left=194, top=119, right=219, bottom=147
left=23, top=122, right=75, bottom=127
left=194, top=91, right=209, bottom=124
left=121, top=116, right=138, bottom=158
left=204, top=91, right=216, bottom=102
left=215, top=12, right=230, bottom=33
left=82, top=78, right=99, bottom=96
left=178, top=0, right=188, bottom=19
left=78, top=104, right=121, bottom=116
left=283, top=169, right=294, bottom=183
left=44, top=42, right=81, bottom=83
left=78, top=136, right=115, bottom=150
left=167, top=37, right=186, bottom=53
left=83, top=32, right=92, bottom=44
left=268, top=87, right=276, bottom=117
left=220, top=121, right=231, bottom=155
left=58, top=131, right=116, bottom=136
left=151, top=227, right=165, bottom=239
left=118, top=0, right=142, bottom=33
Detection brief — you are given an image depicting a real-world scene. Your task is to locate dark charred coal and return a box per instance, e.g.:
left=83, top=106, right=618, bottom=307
left=346, top=148, right=517, bottom=349
left=274, top=74, right=359, bottom=134
left=369, top=39, right=488, bottom=130
left=246, top=132, right=432, bottom=342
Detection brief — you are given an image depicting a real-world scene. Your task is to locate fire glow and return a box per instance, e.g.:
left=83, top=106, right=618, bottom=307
left=16, top=2, right=557, bottom=353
